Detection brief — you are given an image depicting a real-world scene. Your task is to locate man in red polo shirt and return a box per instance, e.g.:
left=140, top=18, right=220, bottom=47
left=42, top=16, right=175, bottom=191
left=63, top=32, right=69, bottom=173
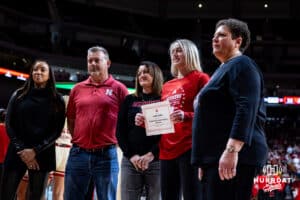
left=64, top=46, right=128, bottom=200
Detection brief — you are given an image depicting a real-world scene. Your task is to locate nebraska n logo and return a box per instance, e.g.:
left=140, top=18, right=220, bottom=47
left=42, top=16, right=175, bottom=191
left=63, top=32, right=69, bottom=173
left=105, top=89, right=113, bottom=96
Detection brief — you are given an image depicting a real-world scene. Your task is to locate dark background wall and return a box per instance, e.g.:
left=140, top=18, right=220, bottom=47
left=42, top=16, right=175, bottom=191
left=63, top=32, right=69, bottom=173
left=1, top=0, right=300, bottom=107
left=0, top=76, right=23, bottom=108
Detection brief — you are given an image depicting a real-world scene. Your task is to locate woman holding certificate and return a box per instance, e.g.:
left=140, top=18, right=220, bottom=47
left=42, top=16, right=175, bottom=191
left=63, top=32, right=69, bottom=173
left=116, top=61, right=164, bottom=200
left=136, top=39, right=210, bottom=200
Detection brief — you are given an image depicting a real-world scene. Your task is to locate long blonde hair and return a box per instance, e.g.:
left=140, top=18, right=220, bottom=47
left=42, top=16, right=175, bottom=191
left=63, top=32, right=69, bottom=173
left=169, top=39, right=203, bottom=77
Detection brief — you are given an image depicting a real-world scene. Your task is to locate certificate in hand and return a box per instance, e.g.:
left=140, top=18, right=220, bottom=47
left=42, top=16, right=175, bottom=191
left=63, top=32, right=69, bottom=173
left=141, top=100, right=174, bottom=136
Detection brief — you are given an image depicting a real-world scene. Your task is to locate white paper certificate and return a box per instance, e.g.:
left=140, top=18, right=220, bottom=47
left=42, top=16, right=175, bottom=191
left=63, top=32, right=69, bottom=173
left=141, top=100, right=174, bottom=136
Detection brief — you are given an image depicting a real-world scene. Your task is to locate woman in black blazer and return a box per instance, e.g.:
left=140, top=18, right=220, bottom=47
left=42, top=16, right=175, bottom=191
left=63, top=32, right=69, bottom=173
left=192, top=18, right=268, bottom=200
left=0, top=60, right=65, bottom=200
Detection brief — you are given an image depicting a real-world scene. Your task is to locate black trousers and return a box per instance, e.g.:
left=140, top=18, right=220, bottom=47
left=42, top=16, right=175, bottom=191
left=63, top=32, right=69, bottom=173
left=200, top=164, right=259, bottom=200
left=160, top=150, right=202, bottom=200
left=0, top=167, right=49, bottom=200
left=0, top=164, right=3, bottom=186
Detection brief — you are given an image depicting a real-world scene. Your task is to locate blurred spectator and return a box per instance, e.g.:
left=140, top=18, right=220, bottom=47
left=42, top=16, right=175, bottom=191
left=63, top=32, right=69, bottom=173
left=0, top=108, right=9, bottom=179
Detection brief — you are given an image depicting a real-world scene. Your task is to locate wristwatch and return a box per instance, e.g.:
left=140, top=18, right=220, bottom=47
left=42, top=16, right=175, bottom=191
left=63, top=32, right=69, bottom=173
left=226, top=145, right=239, bottom=153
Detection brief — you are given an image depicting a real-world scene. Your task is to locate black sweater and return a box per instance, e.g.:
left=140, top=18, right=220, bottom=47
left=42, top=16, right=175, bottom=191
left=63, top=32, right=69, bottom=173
left=192, top=55, right=268, bottom=168
left=116, top=93, right=161, bottom=160
left=5, top=87, right=65, bottom=170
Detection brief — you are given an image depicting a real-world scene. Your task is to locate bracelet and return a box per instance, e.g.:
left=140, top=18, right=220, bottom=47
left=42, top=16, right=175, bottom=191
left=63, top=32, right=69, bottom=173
left=225, top=145, right=239, bottom=153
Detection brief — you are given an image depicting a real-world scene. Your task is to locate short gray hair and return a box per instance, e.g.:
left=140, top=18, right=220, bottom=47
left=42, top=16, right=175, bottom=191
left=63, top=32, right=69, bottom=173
left=87, top=46, right=110, bottom=60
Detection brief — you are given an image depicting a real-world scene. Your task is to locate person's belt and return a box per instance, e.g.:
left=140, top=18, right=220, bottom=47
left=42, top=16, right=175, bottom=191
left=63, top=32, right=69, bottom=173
left=56, top=143, right=72, bottom=148
left=73, top=143, right=116, bottom=153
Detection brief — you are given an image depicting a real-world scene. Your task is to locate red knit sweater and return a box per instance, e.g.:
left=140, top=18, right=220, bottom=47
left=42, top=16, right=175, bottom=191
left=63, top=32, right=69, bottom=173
left=159, top=70, right=209, bottom=160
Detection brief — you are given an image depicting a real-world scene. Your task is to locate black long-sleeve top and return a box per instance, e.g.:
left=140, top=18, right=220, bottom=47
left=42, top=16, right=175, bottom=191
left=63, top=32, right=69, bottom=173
left=192, top=55, right=268, bottom=168
left=116, top=93, right=161, bottom=160
left=5, top=87, right=65, bottom=170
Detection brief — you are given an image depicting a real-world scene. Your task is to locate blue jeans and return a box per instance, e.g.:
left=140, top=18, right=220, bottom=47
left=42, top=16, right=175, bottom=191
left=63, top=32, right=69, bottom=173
left=121, top=157, right=160, bottom=200
left=160, top=149, right=202, bottom=200
left=64, top=145, right=119, bottom=200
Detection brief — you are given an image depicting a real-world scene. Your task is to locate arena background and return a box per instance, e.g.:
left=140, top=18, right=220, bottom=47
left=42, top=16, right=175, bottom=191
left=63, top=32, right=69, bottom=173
left=0, top=0, right=299, bottom=199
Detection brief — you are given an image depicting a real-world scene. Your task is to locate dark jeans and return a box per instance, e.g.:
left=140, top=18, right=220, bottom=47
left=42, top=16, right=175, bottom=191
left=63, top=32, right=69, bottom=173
left=160, top=149, right=201, bottom=200
left=121, top=157, right=160, bottom=200
left=200, top=164, right=259, bottom=200
left=0, top=167, right=49, bottom=200
left=64, top=145, right=119, bottom=200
